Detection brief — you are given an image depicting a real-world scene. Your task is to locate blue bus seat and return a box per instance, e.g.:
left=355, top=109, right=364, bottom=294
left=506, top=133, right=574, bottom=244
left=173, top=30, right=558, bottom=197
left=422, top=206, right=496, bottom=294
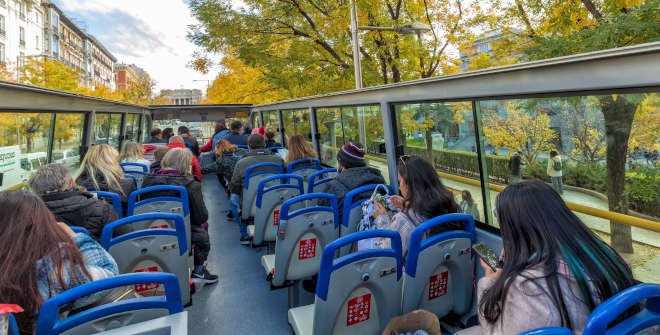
left=35, top=273, right=183, bottom=335
left=403, top=214, right=476, bottom=318
left=261, top=193, right=339, bottom=288
left=124, top=175, right=139, bottom=190
left=583, top=283, right=660, bottom=335
left=286, top=158, right=322, bottom=190
left=519, top=327, right=573, bottom=335
left=307, top=168, right=338, bottom=194
left=288, top=230, right=403, bottom=335
left=90, top=311, right=188, bottom=335
left=0, top=304, right=22, bottom=335
left=241, top=163, right=283, bottom=221
left=252, top=174, right=305, bottom=245
left=8, top=312, right=19, bottom=335
left=100, top=213, right=190, bottom=307
left=92, top=191, right=123, bottom=219
left=339, top=184, right=392, bottom=256
left=70, top=226, right=90, bottom=235
left=120, top=163, right=149, bottom=189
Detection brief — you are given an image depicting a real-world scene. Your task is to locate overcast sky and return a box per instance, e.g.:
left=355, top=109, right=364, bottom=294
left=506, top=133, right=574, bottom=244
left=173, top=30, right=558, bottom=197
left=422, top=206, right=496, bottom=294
left=52, top=0, right=218, bottom=94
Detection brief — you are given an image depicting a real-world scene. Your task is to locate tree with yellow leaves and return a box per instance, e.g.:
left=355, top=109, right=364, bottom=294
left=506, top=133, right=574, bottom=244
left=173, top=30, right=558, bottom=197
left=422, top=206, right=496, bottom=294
left=482, top=102, right=557, bottom=164
left=629, top=93, right=659, bottom=151
left=19, top=57, right=82, bottom=92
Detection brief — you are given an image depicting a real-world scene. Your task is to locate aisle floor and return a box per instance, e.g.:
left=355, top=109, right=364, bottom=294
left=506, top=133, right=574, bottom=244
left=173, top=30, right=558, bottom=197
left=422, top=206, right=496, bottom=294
left=187, top=175, right=292, bottom=333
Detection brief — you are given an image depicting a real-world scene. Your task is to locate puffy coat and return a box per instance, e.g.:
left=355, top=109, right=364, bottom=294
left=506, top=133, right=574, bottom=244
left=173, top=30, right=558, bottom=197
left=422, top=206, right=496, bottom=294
left=40, top=190, right=122, bottom=239
left=318, top=166, right=385, bottom=219
left=141, top=169, right=208, bottom=227
left=76, top=171, right=136, bottom=203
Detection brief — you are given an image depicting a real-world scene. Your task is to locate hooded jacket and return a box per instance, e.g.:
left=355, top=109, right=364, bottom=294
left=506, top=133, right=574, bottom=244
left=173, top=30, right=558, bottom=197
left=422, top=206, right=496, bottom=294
left=228, top=149, right=284, bottom=195
left=167, top=142, right=203, bottom=181
left=142, top=169, right=208, bottom=227
left=40, top=190, right=121, bottom=240
left=318, top=166, right=385, bottom=219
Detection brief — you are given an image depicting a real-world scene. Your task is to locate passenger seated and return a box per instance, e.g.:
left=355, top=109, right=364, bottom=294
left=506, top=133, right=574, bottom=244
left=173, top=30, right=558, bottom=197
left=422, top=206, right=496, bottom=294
left=225, top=120, right=248, bottom=147
left=162, top=127, right=174, bottom=141
left=142, top=148, right=218, bottom=284
left=119, top=141, right=151, bottom=172
left=285, top=135, right=316, bottom=166
left=228, top=134, right=284, bottom=244
left=148, top=128, right=168, bottom=144
left=265, top=128, right=281, bottom=148
left=457, top=180, right=636, bottom=335
left=29, top=164, right=129, bottom=240
left=200, top=121, right=229, bottom=153
left=76, top=144, right=136, bottom=204
left=178, top=126, right=201, bottom=158
left=0, top=190, right=118, bottom=335
left=167, top=136, right=203, bottom=182
left=212, top=139, right=246, bottom=191
left=318, top=141, right=385, bottom=219
left=372, top=156, right=459, bottom=255
left=149, top=147, right=171, bottom=172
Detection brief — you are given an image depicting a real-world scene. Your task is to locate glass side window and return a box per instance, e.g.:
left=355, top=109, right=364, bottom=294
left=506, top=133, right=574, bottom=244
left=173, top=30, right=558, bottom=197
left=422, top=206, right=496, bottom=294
left=394, top=102, right=482, bottom=221
left=52, top=113, right=84, bottom=169
left=478, top=93, right=658, bottom=282
left=94, top=113, right=122, bottom=149
left=250, top=112, right=261, bottom=128
left=0, top=112, right=53, bottom=190
left=141, top=114, right=150, bottom=143
left=315, top=108, right=342, bottom=168
left=124, top=114, right=140, bottom=142
left=281, top=109, right=312, bottom=147
left=261, top=111, right=281, bottom=143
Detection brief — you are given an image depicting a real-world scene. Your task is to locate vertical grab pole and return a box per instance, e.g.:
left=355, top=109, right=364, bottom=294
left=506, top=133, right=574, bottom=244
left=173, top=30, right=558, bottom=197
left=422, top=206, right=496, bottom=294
left=380, top=101, right=399, bottom=193
left=350, top=0, right=362, bottom=89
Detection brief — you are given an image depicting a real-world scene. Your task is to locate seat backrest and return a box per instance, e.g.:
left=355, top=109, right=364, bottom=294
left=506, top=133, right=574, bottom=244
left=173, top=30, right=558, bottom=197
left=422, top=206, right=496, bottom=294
left=120, top=163, right=149, bottom=189
left=253, top=174, right=304, bottom=245
left=271, top=193, right=339, bottom=287
left=8, top=312, right=19, bottom=335
left=583, top=283, right=660, bottom=335
left=70, top=226, right=90, bottom=235
left=402, top=213, right=476, bottom=318
left=124, top=175, right=139, bottom=189
left=0, top=304, right=23, bottom=335
left=519, top=327, right=573, bottom=335
left=339, top=184, right=391, bottom=256
left=287, top=158, right=322, bottom=175
left=308, top=168, right=338, bottom=193
left=100, top=213, right=190, bottom=307
left=241, top=162, right=283, bottom=220
left=35, top=273, right=183, bottom=335
left=92, top=191, right=123, bottom=219
left=313, top=230, right=403, bottom=335
left=128, top=185, right=190, bottom=229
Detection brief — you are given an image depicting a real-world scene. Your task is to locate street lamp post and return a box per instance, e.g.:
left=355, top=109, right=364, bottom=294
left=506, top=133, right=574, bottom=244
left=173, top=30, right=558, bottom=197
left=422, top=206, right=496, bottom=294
left=349, top=1, right=431, bottom=89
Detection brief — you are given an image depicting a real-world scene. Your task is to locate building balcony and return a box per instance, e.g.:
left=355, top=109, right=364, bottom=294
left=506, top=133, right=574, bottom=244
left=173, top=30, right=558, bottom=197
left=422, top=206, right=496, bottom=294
left=0, top=29, right=5, bottom=37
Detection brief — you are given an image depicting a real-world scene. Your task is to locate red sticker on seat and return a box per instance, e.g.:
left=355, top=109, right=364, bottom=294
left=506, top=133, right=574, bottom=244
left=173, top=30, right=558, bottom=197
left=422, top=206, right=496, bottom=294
left=273, top=209, right=280, bottom=226
left=346, top=293, right=371, bottom=326
left=134, top=266, right=160, bottom=293
left=298, top=238, right=317, bottom=260
left=428, top=271, right=448, bottom=300
left=150, top=224, right=169, bottom=229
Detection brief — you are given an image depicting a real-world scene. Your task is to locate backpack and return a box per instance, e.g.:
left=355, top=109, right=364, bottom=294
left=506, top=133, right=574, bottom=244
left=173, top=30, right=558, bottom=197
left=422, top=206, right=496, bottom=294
left=553, top=157, right=562, bottom=171
left=357, top=185, right=392, bottom=251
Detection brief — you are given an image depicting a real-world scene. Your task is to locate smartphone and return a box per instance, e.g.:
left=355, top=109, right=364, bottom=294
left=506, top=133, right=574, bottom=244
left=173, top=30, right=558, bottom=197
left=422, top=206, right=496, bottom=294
left=473, top=243, right=500, bottom=272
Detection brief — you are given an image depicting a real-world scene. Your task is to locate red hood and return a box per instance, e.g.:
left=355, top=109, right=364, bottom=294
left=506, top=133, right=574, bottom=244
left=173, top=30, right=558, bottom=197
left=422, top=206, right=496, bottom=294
left=167, top=142, right=186, bottom=149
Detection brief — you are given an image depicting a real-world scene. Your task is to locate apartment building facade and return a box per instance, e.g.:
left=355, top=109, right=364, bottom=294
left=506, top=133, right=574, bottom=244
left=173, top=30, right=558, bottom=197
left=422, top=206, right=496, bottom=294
left=115, top=63, right=147, bottom=91
left=0, top=0, right=44, bottom=70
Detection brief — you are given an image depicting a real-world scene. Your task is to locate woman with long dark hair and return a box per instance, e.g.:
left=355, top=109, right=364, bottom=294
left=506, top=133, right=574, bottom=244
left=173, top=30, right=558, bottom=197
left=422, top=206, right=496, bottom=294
left=457, top=180, right=636, bottom=334
left=372, top=155, right=459, bottom=254
left=0, top=191, right=118, bottom=335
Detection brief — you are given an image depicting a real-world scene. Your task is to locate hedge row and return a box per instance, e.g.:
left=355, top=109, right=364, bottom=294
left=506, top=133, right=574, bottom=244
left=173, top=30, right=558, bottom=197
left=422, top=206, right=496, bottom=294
left=405, top=147, right=511, bottom=183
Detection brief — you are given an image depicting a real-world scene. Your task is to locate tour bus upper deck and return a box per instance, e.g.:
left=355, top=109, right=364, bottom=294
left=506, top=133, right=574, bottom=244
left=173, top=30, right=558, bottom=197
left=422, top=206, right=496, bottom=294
left=0, top=43, right=659, bottom=334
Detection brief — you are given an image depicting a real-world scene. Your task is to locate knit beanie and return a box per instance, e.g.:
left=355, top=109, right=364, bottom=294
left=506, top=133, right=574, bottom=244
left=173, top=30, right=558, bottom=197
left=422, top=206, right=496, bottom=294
left=337, top=141, right=366, bottom=168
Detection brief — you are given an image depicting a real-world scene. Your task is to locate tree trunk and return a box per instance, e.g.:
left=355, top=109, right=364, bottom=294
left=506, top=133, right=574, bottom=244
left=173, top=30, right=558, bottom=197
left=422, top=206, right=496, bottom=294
left=425, top=129, right=433, bottom=162
left=600, top=95, right=637, bottom=253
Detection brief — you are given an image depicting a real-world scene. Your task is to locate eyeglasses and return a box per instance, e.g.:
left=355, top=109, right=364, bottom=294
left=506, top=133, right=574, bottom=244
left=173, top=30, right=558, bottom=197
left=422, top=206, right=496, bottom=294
left=399, top=155, right=410, bottom=166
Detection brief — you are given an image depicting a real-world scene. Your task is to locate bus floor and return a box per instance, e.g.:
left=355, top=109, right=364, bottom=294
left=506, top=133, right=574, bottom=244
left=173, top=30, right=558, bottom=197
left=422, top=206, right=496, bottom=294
left=188, top=174, right=295, bottom=333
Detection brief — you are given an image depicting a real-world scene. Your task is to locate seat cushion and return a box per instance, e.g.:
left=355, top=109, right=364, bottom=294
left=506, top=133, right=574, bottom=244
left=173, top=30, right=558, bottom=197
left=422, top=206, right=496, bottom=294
left=261, top=254, right=275, bottom=276
left=247, top=224, right=255, bottom=237
left=288, top=303, right=314, bottom=335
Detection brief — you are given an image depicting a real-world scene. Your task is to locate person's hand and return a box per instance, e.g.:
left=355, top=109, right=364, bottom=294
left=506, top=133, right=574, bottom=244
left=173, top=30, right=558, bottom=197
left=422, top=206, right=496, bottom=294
left=389, top=195, right=404, bottom=210
left=58, top=222, right=76, bottom=237
left=372, top=202, right=387, bottom=218
left=480, top=258, right=502, bottom=280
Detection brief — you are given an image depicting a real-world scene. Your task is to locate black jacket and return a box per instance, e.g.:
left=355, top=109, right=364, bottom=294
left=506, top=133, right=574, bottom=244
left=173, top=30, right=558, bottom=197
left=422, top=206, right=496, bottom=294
left=181, top=134, right=200, bottom=157
left=225, top=131, right=248, bottom=147
left=319, top=166, right=385, bottom=219
left=508, top=154, right=522, bottom=176
left=41, top=191, right=121, bottom=240
left=229, top=149, right=284, bottom=195
left=76, top=171, right=136, bottom=203
left=141, top=171, right=208, bottom=227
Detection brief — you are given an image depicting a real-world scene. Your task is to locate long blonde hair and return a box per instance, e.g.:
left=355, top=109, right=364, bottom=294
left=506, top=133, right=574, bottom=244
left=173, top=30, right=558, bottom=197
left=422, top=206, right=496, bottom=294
left=161, top=148, right=192, bottom=175
left=119, top=141, right=145, bottom=162
left=77, top=144, right=125, bottom=195
left=286, top=135, right=317, bottom=164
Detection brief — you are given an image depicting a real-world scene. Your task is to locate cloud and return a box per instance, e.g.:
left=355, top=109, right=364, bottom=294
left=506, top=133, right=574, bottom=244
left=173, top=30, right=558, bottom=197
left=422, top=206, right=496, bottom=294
left=50, top=0, right=218, bottom=93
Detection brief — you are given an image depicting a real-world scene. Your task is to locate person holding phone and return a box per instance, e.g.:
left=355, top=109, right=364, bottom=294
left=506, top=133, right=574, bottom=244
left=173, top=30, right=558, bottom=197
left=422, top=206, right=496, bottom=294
left=372, top=156, right=459, bottom=255
left=457, top=180, right=635, bottom=335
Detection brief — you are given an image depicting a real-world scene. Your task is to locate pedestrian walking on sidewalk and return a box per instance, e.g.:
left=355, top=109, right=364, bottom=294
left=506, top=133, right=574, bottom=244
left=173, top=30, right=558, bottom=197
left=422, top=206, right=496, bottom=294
left=547, top=150, right=564, bottom=195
